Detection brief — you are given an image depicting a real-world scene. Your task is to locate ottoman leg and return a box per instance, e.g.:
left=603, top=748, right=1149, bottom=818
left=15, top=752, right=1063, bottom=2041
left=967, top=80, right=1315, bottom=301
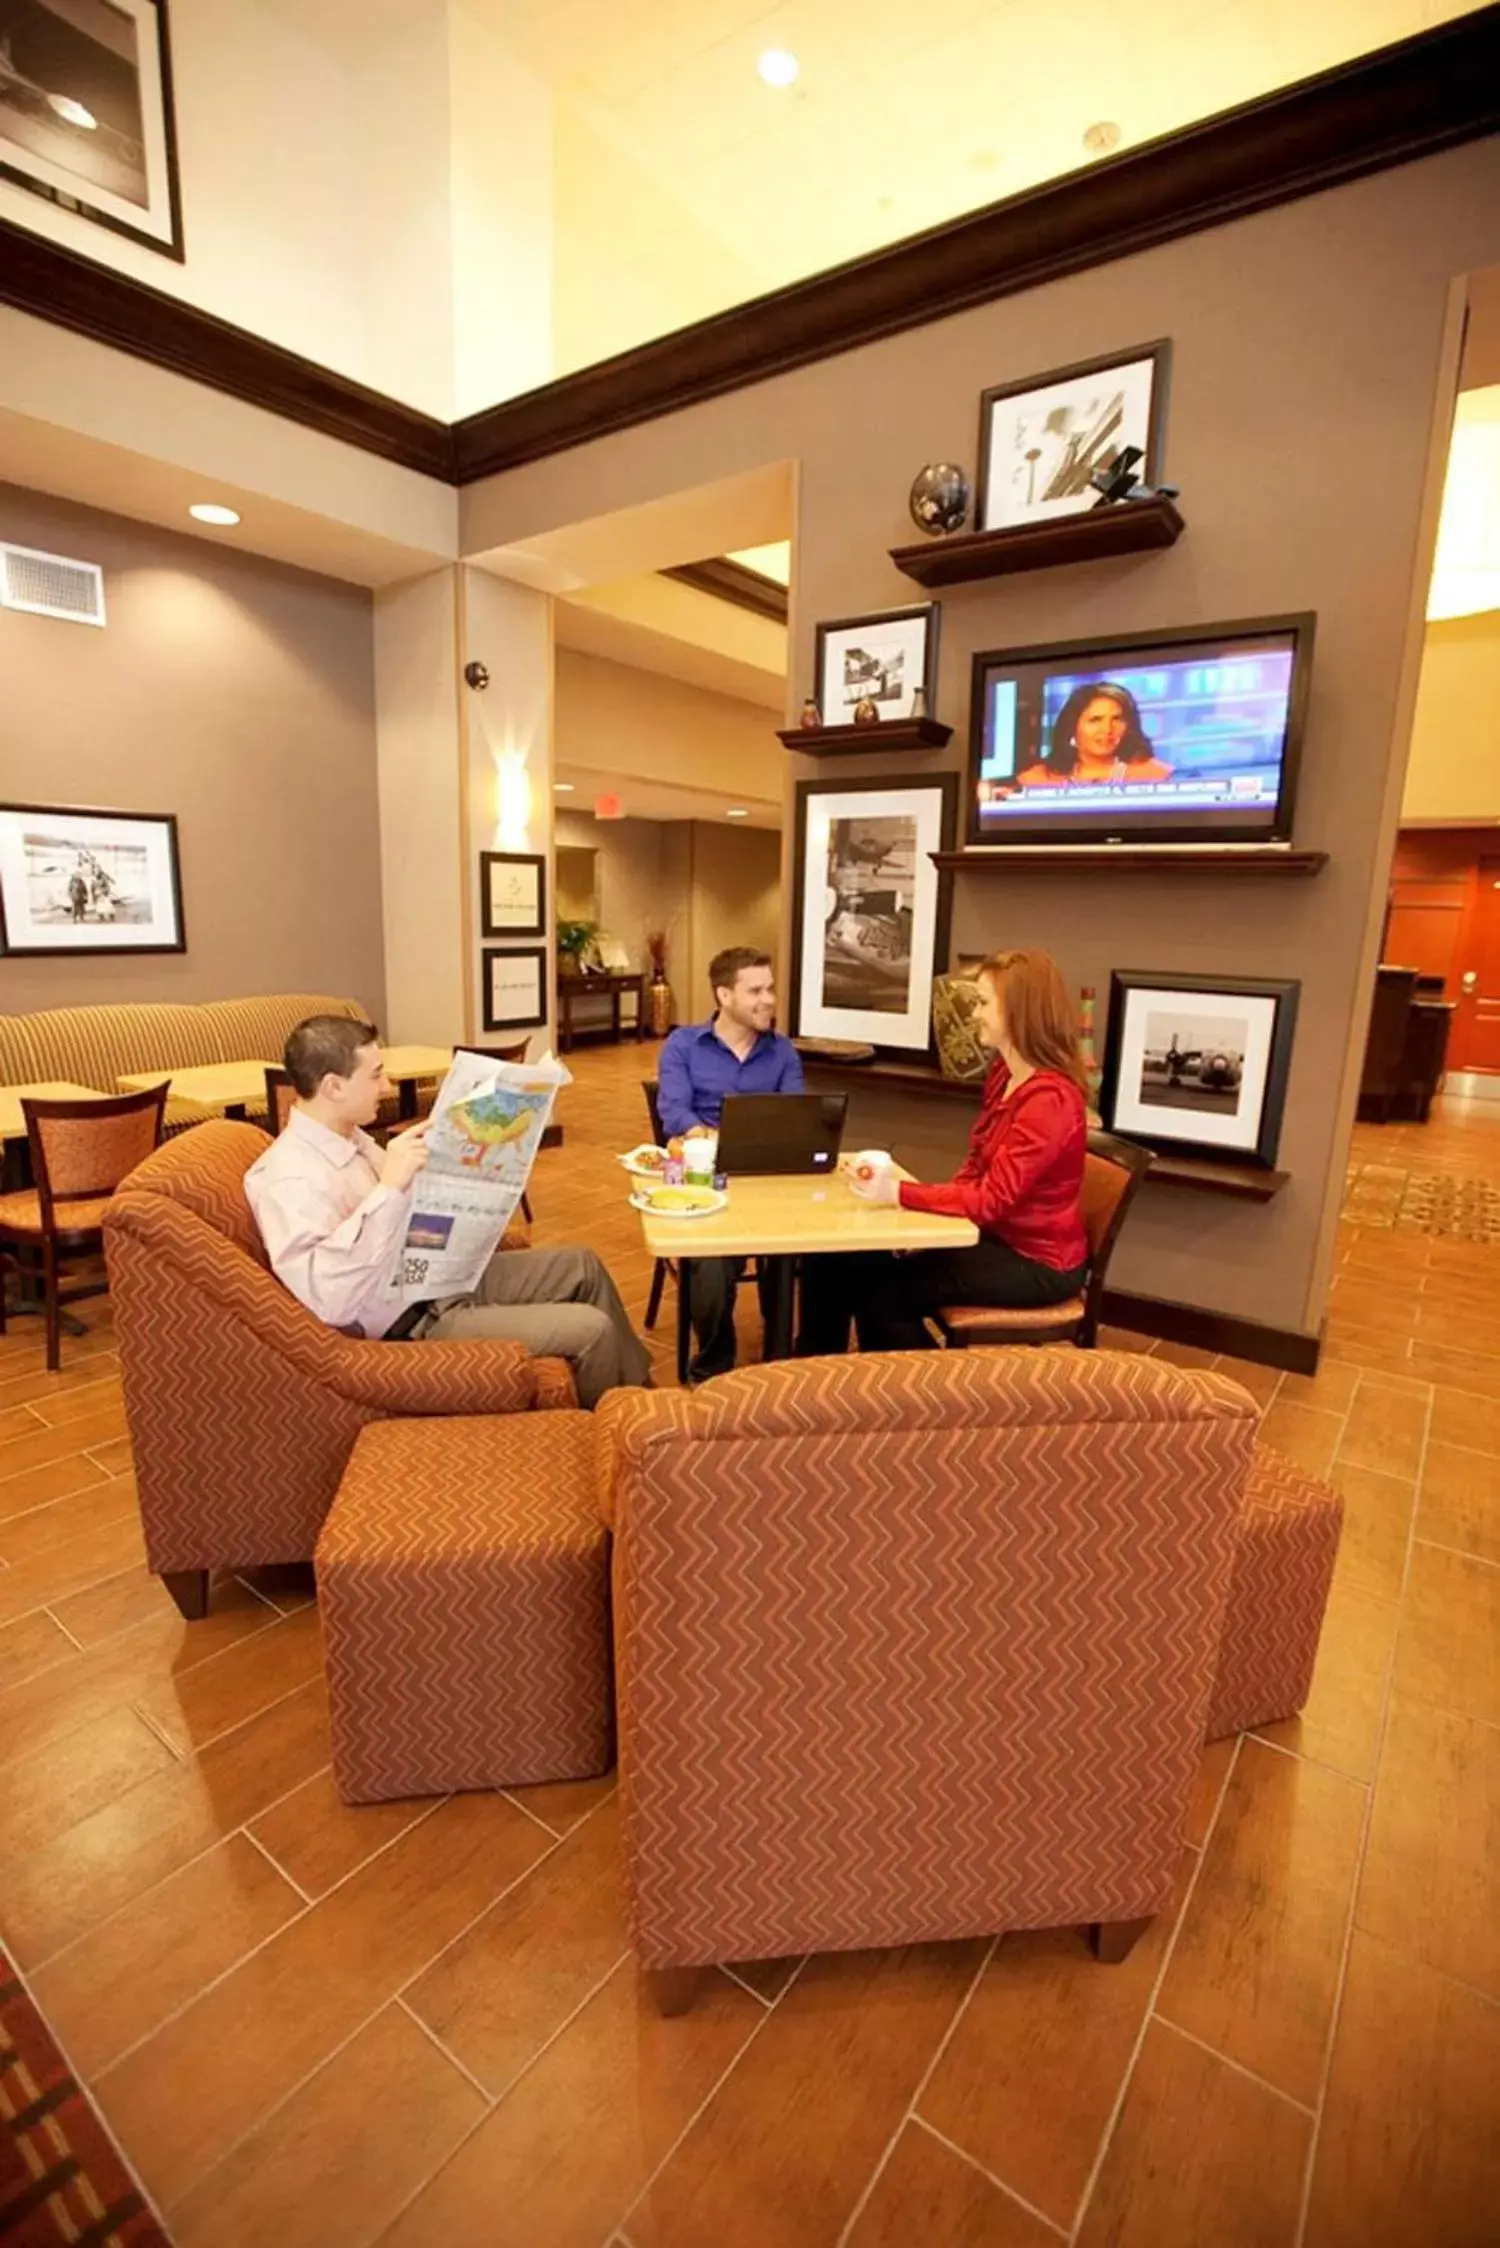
left=162, top=1568, right=211, bottom=1621
left=646, top=1966, right=701, bottom=2017
left=1089, top=1917, right=1154, bottom=1964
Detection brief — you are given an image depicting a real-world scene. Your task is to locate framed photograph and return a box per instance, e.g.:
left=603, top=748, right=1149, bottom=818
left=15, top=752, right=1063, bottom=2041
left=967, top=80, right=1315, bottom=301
left=790, top=773, right=959, bottom=1058
left=479, top=850, right=546, bottom=939
left=0, top=801, right=185, bottom=956
left=482, top=946, right=547, bottom=1035
left=1100, top=971, right=1300, bottom=1168
left=814, top=603, right=939, bottom=726
left=0, top=0, right=184, bottom=258
left=976, top=341, right=1169, bottom=532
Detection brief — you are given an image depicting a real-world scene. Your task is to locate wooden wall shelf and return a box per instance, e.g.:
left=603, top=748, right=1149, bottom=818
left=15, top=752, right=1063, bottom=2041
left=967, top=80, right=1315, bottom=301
left=890, top=496, right=1184, bottom=587
left=777, top=716, right=953, bottom=756
left=1147, top=1155, right=1289, bottom=1200
left=931, top=846, right=1327, bottom=876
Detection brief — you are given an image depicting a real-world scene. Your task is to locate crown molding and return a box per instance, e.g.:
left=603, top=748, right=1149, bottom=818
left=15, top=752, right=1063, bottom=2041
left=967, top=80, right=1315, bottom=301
left=1, top=8, right=1496, bottom=491
left=662, top=557, right=789, bottom=622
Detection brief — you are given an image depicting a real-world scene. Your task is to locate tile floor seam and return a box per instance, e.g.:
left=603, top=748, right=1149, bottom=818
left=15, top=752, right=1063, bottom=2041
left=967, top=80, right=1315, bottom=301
left=0, top=1560, right=142, bottom=1632
left=232, top=1572, right=289, bottom=1614
left=614, top=1953, right=806, bottom=2237
left=0, top=1576, right=284, bottom=1703
left=717, top=1960, right=773, bottom=2007
left=1411, top=1534, right=1500, bottom=1572
left=908, top=2112, right=1070, bottom=2240
left=1064, top=1729, right=1244, bottom=2244
left=1243, top=1729, right=1377, bottom=1788
left=1147, top=2011, right=1318, bottom=2116
left=0, top=1473, right=121, bottom=1533
left=394, top=1992, right=498, bottom=2107
left=1, top=1928, right=174, bottom=2242
left=833, top=1934, right=999, bottom=2248
left=1290, top=1372, right=1433, bottom=2248
left=128, top=1698, right=188, bottom=1762
left=42, top=1602, right=84, bottom=1653
left=147, top=1807, right=573, bottom=2215
left=499, top=1785, right=570, bottom=1839
left=450, top=1942, right=634, bottom=2110
left=136, top=1658, right=331, bottom=1763
left=238, top=1821, right=314, bottom=1906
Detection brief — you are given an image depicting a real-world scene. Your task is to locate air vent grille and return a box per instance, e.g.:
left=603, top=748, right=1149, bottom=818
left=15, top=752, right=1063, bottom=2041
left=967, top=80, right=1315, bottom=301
left=0, top=543, right=106, bottom=626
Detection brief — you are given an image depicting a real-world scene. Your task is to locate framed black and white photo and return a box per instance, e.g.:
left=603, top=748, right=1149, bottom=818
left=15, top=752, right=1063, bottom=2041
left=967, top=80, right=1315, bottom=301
left=479, top=850, right=546, bottom=940
left=1100, top=971, right=1300, bottom=1168
left=814, top=603, right=939, bottom=726
left=976, top=342, right=1169, bottom=532
left=482, top=946, right=547, bottom=1035
left=0, top=802, right=184, bottom=956
left=790, top=773, right=958, bottom=1057
left=0, top=0, right=183, bottom=258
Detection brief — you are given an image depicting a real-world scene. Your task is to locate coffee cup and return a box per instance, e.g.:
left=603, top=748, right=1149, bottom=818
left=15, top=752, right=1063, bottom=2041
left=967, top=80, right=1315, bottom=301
left=849, top=1148, right=895, bottom=1189
left=682, top=1133, right=718, bottom=1185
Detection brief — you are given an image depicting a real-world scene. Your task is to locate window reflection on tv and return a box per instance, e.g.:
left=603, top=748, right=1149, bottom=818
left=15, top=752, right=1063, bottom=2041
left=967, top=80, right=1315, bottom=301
left=967, top=615, right=1314, bottom=847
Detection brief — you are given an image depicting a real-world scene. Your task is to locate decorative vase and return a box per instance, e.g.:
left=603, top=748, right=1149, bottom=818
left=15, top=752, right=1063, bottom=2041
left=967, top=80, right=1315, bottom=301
left=647, top=978, right=674, bottom=1038
left=910, top=685, right=927, bottom=719
left=931, top=972, right=990, bottom=1082
left=799, top=697, right=822, bottom=729
left=908, top=462, right=971, bottom=537
left=853, top=697, right=881, bottom=726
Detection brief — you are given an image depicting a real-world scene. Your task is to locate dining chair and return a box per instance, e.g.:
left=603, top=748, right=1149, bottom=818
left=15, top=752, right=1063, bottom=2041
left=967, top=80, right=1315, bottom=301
left=640, top=1078, right=772, bottom=1385
left=0, top=1084, right=169, bottom=1369
left=263, top=1065, right=297, bottom=1135
left=931, top=1129, right=1154, bottom=1351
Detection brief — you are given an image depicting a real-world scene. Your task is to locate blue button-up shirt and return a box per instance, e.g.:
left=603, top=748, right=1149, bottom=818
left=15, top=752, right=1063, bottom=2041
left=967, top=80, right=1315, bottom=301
left=656, top=1017, right=804, bottom=1137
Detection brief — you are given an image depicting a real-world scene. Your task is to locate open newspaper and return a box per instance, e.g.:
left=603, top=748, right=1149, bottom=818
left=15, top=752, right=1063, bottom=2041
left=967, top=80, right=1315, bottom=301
left=388, top=1050, right=571, bottom=1308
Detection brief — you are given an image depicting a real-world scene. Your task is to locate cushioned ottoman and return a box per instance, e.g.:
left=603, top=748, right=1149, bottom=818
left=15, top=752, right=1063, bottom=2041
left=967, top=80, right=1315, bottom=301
left=318, top=1411, right=612, bottom=1803
left=1206, top=1444, right=1343, bottom=1741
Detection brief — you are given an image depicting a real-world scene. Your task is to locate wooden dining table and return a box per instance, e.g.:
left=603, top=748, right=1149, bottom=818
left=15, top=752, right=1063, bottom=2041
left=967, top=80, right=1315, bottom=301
left=118, top=1060, right=276, bottom=1117
left=378, top=1045, right=455, bottom=1121
left=635, top=1165, right=977, bottom=1378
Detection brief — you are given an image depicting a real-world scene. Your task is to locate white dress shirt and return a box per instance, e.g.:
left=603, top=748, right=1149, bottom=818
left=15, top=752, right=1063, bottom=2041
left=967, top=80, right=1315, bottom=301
left=244, top=1107, right=411, bottom=1338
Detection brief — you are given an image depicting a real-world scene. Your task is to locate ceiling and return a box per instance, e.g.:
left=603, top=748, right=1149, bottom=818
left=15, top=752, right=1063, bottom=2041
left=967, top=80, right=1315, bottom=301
left=553, top=768, right=781, bottom=827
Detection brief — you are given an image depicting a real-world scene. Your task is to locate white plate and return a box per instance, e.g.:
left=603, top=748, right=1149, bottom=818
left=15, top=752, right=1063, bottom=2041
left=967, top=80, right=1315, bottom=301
left=618, top=1145, right=670, bottom=1179
left=629, top=1186, right=727, bottom=1220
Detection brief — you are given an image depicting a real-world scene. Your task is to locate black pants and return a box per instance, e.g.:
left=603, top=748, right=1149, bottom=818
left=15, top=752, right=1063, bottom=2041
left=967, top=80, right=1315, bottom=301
left=687, top=1255, right=782, bottom=1380
left=797, top=1240, right=1088, bottom=1357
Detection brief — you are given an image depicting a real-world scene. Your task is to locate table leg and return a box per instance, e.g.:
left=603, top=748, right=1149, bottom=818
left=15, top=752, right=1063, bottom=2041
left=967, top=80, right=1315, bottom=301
left=612, top=987, right=622, bottom=1042
left=397, top=1078, right=418, bottom=1123
left=676, top=1259, right=693, bottom=1388
left=762, top=1256, right=796, bottom=1363
left=225, top=1103, right=248, bottom=1121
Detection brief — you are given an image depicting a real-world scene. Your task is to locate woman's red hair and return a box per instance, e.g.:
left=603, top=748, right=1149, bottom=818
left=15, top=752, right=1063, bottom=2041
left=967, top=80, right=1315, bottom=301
left=978, top=948, right=1089, bottom=1094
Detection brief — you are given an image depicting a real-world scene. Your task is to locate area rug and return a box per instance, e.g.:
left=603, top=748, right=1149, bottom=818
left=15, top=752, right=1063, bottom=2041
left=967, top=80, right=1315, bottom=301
left=1344, top=1162, right=1500, bottom=1241
left=1, top=1955, right=168, bottom=2247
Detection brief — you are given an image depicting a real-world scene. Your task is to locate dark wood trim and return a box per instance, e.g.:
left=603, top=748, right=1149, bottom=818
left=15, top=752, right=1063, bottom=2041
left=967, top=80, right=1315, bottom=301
left=0, top=220, right=453, bottom=481
left=778, top=716, right=953, bottom=757
left=2, top=11, right=1495, bottom=486
left=891, top=497, right=1184, bottom=588
left=451, top=11, right=1500, bottom=480
left=1101, top=1290, right=1321, bottom=1373
left=1144, top=1156, right=1289, bottom=1201
left=932, top=848, right=1328, bottom=876
left=663, top=559, right=788, bottom=622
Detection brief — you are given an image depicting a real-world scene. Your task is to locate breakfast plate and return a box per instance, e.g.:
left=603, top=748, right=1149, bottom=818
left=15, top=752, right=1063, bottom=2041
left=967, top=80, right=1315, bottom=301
left=618, top=1144, right=670, bottom=1178
left=629, top=1184, right=727, bottom=1219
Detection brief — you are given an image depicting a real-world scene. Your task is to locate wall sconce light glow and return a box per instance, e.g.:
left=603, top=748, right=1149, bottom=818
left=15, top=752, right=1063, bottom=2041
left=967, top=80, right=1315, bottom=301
left=757, top=48, right=799, bottom=86
left=726, top=807, right=750, bottom=819
left=189, top=503, right=241, bottom=526
left=494, top=748, right=533, bottom=847
left=47, top=94, right=97, bottom=128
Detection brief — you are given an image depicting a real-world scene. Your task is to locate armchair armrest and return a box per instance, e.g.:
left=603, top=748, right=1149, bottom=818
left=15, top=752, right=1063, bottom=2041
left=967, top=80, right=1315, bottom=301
left=315, top=1333, right=548, bottom=1414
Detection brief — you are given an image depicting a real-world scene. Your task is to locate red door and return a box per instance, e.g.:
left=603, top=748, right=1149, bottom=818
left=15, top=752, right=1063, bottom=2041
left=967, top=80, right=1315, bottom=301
left=1453, top=858, right=1500, bottom=1072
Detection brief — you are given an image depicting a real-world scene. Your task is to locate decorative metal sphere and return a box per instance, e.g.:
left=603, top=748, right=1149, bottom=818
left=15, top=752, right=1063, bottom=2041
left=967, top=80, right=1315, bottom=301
left=908, top=461, right=970, bottom=537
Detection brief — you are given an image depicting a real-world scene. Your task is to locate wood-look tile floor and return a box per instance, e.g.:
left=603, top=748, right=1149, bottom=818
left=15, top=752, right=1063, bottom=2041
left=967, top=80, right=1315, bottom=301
left=1, top=1044, right=1497, bottom=2247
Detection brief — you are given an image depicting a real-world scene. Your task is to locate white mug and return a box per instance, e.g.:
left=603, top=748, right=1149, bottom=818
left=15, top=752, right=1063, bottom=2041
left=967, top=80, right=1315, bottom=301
left=849, top=1148, right=894, bottom=1188
left=682, top=1133, right=718, bottom=1184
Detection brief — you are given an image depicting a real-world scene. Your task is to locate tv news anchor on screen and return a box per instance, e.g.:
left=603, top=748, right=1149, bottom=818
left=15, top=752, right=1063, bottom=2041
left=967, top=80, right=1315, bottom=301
left=795, top=948, right=1089, bottom=1358
left=1016, top=680, right=1174, bottom=786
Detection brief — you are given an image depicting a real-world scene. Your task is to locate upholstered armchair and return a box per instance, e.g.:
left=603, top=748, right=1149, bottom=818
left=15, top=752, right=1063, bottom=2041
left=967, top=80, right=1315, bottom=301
left=104, top=1120, right=573, bottom=1618
left=596, top=1349, right=1264, bottom=2013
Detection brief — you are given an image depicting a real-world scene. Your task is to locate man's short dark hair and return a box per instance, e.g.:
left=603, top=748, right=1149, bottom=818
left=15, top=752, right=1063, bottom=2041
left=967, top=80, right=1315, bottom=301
left=709, top=946, right=772, bottom=1000
left=284, top=1015, right=380, bottom=1098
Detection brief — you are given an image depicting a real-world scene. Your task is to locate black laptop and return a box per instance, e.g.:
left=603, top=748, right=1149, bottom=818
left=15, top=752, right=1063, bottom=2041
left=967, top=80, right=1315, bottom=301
left=716, top=1093, right=849, bottom=1176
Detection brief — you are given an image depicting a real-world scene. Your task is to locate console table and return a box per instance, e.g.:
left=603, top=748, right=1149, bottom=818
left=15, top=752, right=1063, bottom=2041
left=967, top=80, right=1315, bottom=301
left=556, top=972, right=647, bottom=1053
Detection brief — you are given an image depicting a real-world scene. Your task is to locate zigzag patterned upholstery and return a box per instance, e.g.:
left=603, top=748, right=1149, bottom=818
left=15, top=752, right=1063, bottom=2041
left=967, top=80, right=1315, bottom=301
left=103, top=1121, right=572, bottom=1584
left=1205, top=1444, right=1343, bottom=1739
left=599, top=1349, right=1262, bottom=1974
left=319, top=1413, right=613, bottom=1802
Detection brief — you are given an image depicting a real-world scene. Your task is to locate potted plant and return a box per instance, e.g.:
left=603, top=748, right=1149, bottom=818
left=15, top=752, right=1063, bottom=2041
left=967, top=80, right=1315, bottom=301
left=556, top=919, right=597, bottom=977
left=645, top=928, right=673, bottom=1037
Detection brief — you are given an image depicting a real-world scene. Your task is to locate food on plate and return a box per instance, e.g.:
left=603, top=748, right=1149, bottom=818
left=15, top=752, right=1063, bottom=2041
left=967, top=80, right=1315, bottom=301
left=636, top=1184, right=721, bottom=1215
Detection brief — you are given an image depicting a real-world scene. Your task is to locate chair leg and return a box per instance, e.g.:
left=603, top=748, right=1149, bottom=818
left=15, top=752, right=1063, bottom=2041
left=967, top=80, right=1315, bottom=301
left=521, top=1192, right=534, bottom=1224
left=162, top=1569, right=212, bottom=1621
left=1089, top=1916, right=1154, bottom=1964
left=645, top=1257, right=666, bottom=1331
left=42, top=1238, right=61, bottom=1373
left=645, top=1966, right=700, bottom=2017
left=676, top=1260, right=693, bottom=1387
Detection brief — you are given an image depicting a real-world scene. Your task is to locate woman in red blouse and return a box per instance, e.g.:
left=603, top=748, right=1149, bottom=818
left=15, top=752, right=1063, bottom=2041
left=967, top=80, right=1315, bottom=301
left=796, top=947, right=1089, bottom=1357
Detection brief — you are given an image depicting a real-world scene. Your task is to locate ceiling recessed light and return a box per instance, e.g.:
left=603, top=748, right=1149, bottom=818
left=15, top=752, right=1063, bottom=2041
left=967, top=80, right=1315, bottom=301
left=757, top=48, right=798, bottom=87
left=726, top=807, right=750, bottom=818
left=553, top=782, right=575, bottom=793
left=1082, top=120, right=1121, bottom=154
left=189, top=502, right=240, bottom=526
left=46, top=94, right=96, bottom=129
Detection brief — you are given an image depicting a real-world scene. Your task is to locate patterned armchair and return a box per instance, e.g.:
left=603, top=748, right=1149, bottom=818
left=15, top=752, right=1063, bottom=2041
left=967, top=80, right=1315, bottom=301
left=104, top=1120, right=573, bottom=1619
left=596, top=1350, right=1262, bottom=2012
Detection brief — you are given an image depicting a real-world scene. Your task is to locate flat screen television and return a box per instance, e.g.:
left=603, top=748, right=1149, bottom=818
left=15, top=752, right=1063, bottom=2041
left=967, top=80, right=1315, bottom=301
left=966, top=613, right=1315, bottom=848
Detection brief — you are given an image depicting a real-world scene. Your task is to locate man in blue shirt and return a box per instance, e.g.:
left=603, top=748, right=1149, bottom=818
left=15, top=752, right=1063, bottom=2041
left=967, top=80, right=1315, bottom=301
left=656, top=945, right=803, bottom=1381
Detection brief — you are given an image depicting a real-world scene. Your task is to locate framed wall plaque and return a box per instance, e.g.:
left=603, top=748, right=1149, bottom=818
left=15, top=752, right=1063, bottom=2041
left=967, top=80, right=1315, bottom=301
left=482, top=945, right=547, bottom=1034
left=479, top=850, right=546, bottom=939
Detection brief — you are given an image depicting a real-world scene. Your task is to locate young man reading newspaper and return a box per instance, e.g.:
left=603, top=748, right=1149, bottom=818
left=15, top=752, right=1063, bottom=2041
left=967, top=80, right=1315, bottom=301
left=245, top=1016, right=649, bottom=1407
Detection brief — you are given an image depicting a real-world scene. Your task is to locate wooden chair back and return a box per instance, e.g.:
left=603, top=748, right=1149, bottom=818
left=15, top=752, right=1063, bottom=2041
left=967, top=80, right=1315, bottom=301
left=1078, top=1130, right=1155, bottom=1343
left=263, top=1066, right=297, bottom=1135
left=25, top=1084, right=170, bottom=1219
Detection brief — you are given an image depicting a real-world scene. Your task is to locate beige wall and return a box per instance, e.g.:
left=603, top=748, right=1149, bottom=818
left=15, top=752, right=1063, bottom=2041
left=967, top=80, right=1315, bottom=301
left=684, top=823, right=783, bottom=1013
left=554, top=647, right=782, bottom=807
left=553, top=811, right=683, bottom=971
left=0, top=484, right=384, bottom=1020
left=1402, top=612, right=1500, bottom=822
left=460, top=138, right=1500, bottom=1341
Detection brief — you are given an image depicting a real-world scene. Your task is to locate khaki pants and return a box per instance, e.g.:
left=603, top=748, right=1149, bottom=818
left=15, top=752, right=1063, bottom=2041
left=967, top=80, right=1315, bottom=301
left=413, top=1245, right=651, bottom=1408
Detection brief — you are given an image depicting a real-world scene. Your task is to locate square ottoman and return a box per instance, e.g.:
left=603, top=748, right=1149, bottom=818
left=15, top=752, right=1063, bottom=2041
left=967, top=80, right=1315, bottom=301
left=318, top=1411, right=612, bottom=1803
left=1206, top=1444, right=1343, bottom=1742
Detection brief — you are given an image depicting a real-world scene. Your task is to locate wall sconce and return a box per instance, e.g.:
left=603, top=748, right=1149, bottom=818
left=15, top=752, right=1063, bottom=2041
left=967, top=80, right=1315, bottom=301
left=494, top=748, right=533, bottom=848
